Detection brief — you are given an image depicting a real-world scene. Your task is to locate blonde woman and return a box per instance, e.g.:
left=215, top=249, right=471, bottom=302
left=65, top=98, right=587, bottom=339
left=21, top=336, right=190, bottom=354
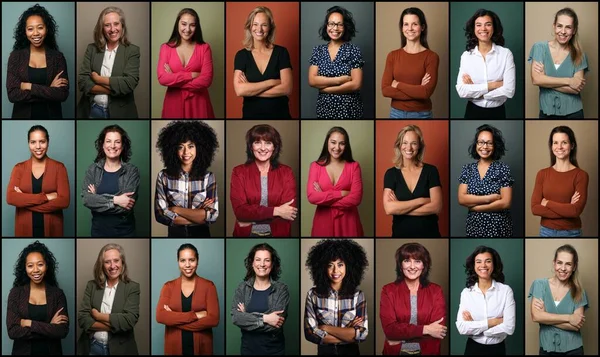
left=233, top=6, right=292, bottom=118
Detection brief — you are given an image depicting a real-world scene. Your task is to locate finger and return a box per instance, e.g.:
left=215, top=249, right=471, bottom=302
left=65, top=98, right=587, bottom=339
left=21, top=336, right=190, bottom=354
left=435, top=317, right=444, bottom=323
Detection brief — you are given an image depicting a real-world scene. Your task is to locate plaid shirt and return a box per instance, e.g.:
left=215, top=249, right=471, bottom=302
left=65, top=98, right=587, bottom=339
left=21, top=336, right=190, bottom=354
left=154, top=169, right=218, bottom=226
left=304, top=287, right=368, bottom=345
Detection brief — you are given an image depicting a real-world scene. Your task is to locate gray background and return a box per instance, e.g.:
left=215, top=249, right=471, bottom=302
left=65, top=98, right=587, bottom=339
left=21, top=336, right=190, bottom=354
left=450, top=120, right=524, bottom=237
left=300, top=2, right=375, bottom=119
left=2, top=120, right=76, bottom=237
left=2, top=239, right=76, bottom=355
left=2, top=2, right=76, bottom=118
left=151, top=239, right=225, bottom=355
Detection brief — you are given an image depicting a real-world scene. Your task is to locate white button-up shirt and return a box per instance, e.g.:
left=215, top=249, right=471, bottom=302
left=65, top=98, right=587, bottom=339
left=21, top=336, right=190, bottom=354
left=93, top=44, right=119, bottom=108
left=455, top=280, right=516, bottom=345
left=455, top=43, right=516, bottom=108
left=93, top=281, right=119, bottom=343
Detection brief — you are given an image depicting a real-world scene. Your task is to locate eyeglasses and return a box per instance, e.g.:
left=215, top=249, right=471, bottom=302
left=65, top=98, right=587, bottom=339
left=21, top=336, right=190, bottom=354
left=327, top=22, right=344, bottom=29
left=477, top=141, right=494, bottom=147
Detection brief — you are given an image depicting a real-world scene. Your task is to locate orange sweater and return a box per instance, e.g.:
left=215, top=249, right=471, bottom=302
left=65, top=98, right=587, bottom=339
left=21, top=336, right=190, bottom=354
left=6, top=157, right=70, bottom=237
left=156, top=275, right=220, bottom=355
left=531, top=167, right=589, bottom=230
left=381, top=48, right=439, bottom=112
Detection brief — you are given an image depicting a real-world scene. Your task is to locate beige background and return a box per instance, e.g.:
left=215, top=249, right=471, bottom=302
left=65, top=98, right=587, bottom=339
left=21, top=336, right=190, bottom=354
left=525, top=239, right=598, bottom=355
left=150, top=120, right=225, bottom=237
left=225, top=120, right=300, bottom=237
left=375, top=2, right=449, bottom=118
left=150, top=2, right=225, bottom=118
left=76, top=2, right=150, bottom=118
left=76, top=239, right=150, bottom=355
left=300, top=121, right=375, bottom=237
left=525, top=121, right=598, bottom=237
left=525, top=2, right=598, bottom=118
left=375, top=239, right=449, bottom=355
left=300, top=239, right=375, bottom=355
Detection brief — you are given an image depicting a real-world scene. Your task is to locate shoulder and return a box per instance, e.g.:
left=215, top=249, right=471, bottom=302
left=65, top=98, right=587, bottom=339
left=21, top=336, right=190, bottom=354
left=124, top=43, right=140, bottom=53
left=423, top=49, right=439, bottom=60
left=85, top=162, right=100, bottom=173
left=85, top=43, right=99, bottom=53
left=530, top=278, right=546, bottom=288
left=275, top=163, right=294, bottom=174
left=47, top=157, right=66, bottom=169
left=123, top=162, right=140, bottom=173
left=273, top=44, right=288, bottom=53
left=235, top=48, right=249, bottom=57
left=345, top=42, right=361, bottom=50
left=423, top=163, right=439, bottom=172
left=348, top=161, right=361, bottom=170
left=494, top=161, right=511, bottom=170
left=272, top=280, right=289, bottom=292
left=8, top=285, right=25, bottom=297
left=46, top=284, right=66, bottom=296
left=460, top=50, right=471, bottom=59
left=313, top=44, right=327, bottom=51
left=8, top=48, right=28, bottom=60
left=574, top=167, right=589, bottom=179
left=85, top=280, right=98, bottom=290
left=425, top=281, right=443, bottom=293
left=462, top=162, right=476, bottom=171
left=385, top=166, right=398, bottom=175
left=495, top=281, right=514, bottom=294
left=381, top=281, right=400, bottom=293
left=124, top=280, right=140, bottom=291
left=232, top=163, right=252, bottom=173
left=495, top=45, right=514, bottom=57
left=12, top=159, right=30, bottom=170
left=195, top=275, right=216, bottom=288
left=235, top=280, right=249, bottom=292
left=160, top=43, right=173, bottom=51
left=531, top=41, right=547, bottom=50
left=46, top=48, right=65, bottom=59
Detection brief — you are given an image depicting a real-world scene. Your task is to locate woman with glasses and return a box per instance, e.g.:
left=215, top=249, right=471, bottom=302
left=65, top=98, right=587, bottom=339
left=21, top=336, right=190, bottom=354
left=308, top=6, right=364, bottom=119
left=457, top=124, right=513, bottom=237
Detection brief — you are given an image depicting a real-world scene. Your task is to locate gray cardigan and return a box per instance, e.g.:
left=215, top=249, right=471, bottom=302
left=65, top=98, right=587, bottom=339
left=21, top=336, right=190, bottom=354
left=81, top=158, right=140, bottom=215
left=231, top=277, right=289, bottom=333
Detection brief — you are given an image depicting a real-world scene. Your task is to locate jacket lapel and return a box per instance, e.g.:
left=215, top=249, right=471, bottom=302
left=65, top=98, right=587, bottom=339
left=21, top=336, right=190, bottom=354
left=113, top=281, right=125, bottom=313
left=112, top=46, right=125, bottom=76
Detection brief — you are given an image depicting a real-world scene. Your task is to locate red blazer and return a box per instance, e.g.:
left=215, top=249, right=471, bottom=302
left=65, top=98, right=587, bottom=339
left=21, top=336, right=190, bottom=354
left=6, top=157, right=70, bottom=237
left=156, top=275, right=220, bottom=355
left=379, top=280, right=446, bottom=355
left=230, top=162, right=296, bottom=237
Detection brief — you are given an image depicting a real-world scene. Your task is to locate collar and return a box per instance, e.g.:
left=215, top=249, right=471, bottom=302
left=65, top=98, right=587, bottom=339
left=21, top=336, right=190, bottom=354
left=473, top=43, right=497, bottom=57
left=244, top=276, right=279, bottom=290
left=474, top=279, right=497, bottom=292
left=105, top=43, right=119, bottom=53
left=105, top=280, right=119, bottom=290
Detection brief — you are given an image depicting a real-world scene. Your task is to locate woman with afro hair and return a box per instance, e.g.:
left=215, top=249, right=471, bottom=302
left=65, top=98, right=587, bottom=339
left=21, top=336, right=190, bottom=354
left=304, top=239, right=369, bottom=355
left=6, top=4, right=69, bottom=118
left=155, top=120, right=219, bottom=237
left=7, top=240, right=69, bottom=355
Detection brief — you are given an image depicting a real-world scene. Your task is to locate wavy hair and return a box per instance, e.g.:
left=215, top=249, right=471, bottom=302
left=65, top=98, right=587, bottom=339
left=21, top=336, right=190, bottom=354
left=167, top=8, right=205, bottom=48
left=316, top=127, right=355, bottom=166
left=464, top=9, right=504, bottom=51
left=244, top=243, right=282, bottom=281
left=393, top=125, right=425, bottom=168
left=13, top=241, right=59, bottom=288
left=93, top=6, right=131, bottom=51
left=554, top=244, right=583, bottom=303
left=245, top=124, right=282, bottom=168
left=93, top=243, right=131, bottom=288
left=548, top=125, right=578, bottom=167
left=554, top=8, right=583, bottom=67
left=305, top=239, right=368, bottom=297
left=319, top=6, right=357, bottom=42
left=464, top=246, right=505, bottom=288
left=468, top=124, right=506, bottom=160
left=399, top=7, right=429, bottom=49
left=243, top=6, right=275, bottom=50
left=395, top=242, right=431, bottom=286
left=94, top=124, right=132, bottom=163
left=13, top=4, right=59, bottom=51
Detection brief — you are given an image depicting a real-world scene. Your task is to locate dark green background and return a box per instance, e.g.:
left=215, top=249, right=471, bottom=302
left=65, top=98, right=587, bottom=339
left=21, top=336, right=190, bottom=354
left=76, top=120, right=150, bottom=237
left=225, top=239, right=300, bottom=355
left=450, top=239, right=524, bottom=355
left=450, top=2, right=524, bottom=118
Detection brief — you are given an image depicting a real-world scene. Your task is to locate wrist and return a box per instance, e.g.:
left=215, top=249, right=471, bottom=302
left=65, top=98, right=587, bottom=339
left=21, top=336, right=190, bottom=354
left=423, top=324, right=429, bottom=336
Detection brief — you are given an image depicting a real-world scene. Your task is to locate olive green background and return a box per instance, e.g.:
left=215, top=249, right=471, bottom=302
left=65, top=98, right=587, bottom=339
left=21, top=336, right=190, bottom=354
left=450, top=239, right=524, bottom=355
left=300, top=120, right=374, bottom=237
left=76, top=120, right=150, bottom=237
left=450, top=2, right=524, bottom=118
left=225, top=239, right=300, bottom=355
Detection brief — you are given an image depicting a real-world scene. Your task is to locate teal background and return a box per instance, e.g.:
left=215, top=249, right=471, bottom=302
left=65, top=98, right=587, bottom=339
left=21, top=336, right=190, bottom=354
left=2, top=2, right=76, bottom=118
left=2, top=120, right=75, bottom=237
left=1, top=239, right=76, bottom=355
left=450, top=2, right=524, bottom=118
left=450, top=239, right=524, bottom=355
left=151, top=239, right=224, bottom=355
left=225, top=239, right=300, bottom=355
left=76, top=120, right=150, bottom=237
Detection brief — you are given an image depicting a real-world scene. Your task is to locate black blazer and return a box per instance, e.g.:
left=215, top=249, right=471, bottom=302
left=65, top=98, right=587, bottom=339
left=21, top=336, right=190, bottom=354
left=6, top=47, right=69, bottom=118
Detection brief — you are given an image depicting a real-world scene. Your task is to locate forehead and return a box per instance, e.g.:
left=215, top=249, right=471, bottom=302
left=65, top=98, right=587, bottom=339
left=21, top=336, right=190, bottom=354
left=555, top=15, right=574, bottom=26
left=402, top=130, right=419, bottom=141
left=105, top=131, right=122, bottom=140
left=29, top=130, right=47, bottom=140
left=103, top=249, right=121, bottom=260
left=180, top=13, right=196, bottom=23
left=26, top=15, right=45, bottom=26
left=329, top=131, right=345, bottom=141
left=477, top=130, right=493, bottom=140
left=104, top=12, right=120, bottom=23
left=179, top=248, right=197, bottom=259
left=26, top=252, right=45, bottom=263
left=552, top=132, right=570, bottom=142
left=555, top=251, right=574, bottom=263
left=328, top=12, right=344, bottom=22
left=475, top=252, right=493, bottom=261
left=403, top=14, right=420, bottom=24
left=475, top=15, right=493, bottom=24
left=254, top=249, right=272, bottom=259
left=253, top=12, right=269, bottom=23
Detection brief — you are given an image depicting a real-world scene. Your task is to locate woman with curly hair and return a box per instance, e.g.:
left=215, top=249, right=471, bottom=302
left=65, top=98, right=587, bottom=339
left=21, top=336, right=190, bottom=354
left=304, top=239, right=369, bottom=355
left=307, top=126, right=364, bottom=237
left=7, top=241, right=69, bottom=355
left=455, top=9, right=515, bottom=118
left=230, top=124, right=297, bottom=237
left=456, top=246, right=515, bottom=355
left=231, top=243, right=290, bottom=355
left=155, top=120, right=219, bottom=237
left=82, top=124, right=140, bottom=237
left=457, top=124, right=513, bottom=237
left=6, top=4, right=69, bottom=118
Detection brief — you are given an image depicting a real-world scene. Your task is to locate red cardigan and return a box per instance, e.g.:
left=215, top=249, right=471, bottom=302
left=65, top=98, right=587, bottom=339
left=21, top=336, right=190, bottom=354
left=230, top=162, right=296, bottom=237
left=379, top=280, right=446, bottom=355
left=6, top=157, right=70, bottom=236
left=156, top=275, right=220, bottom=355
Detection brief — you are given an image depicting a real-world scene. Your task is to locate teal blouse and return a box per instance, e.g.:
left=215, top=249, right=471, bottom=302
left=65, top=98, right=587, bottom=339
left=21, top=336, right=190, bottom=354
left=528, top=278, right=588, bottom=353
left=528, top=41, right=589, bottom=116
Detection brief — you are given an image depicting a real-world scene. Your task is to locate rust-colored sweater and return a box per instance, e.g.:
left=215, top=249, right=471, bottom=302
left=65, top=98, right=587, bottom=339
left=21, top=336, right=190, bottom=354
left=156, top=275, right=220, bottom=355
left=6, top=157, right=70, bottom=236
left=531, top=167, right=589, bottom=230
left=381, top=48, right=439, bottom=112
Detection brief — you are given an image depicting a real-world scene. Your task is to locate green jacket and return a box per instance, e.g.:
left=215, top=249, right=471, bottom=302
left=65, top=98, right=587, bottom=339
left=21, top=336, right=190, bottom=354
left=77, top=279, right=140, bottom=355
left=77, top=43, right=140, bottom=118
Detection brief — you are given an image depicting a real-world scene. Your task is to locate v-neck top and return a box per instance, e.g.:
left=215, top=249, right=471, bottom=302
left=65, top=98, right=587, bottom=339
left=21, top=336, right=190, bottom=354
left=31, top=173, right=45, bottom=238
left=528, top=278, right=588, bottom=353
left=384, top=163, right=441, bottom=237
left=528, top=41, right=589, bottom=116
left=234, top=45, right=292, bottom=118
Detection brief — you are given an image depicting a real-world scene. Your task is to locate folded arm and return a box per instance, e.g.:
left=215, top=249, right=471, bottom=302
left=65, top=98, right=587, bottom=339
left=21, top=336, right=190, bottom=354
left=470, top=186, right=512, bottom=212
left=320, top=68, right=362, bottom=94
left=484, top=52, right=516, bottom=100
left=258, top=68, right=292, bottom=97
left=233, top=69, right=279, bottom=97
left=308, top=65, right=351, bottom=89
left=408, top=186, right=442, bottom=216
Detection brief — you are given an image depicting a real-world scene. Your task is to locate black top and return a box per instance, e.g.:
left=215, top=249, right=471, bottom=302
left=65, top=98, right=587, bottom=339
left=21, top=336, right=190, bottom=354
left=234, top=45, right=292, bottom=118
left=91, top=169, right=135, bottom=237
left=181, top=291, right=194, bottom=355
left=241, top=286, right=285, bottom=355
left=28, top=303, right=49, bottom=355
left=32, top=173, right=45, bottom=238
left=28, top=66, right=50, bottom=119
left=384, top=163, right=441, bottom=237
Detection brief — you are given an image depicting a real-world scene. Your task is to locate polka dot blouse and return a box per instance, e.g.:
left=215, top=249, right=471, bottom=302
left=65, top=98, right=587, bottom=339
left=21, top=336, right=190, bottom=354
left=458, top=161, right=514, bottom=237
left=309, top=42, right=365, bottom=119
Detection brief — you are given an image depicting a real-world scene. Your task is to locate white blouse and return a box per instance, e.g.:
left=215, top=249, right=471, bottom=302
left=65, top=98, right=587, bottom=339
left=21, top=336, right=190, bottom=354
left=455, top=280, right=516, bottom=345
left=93, top=44, right=119, bottom=108
left=455, top=43, right=516, bottom=108
left=93, top=281, right=119, bottom=343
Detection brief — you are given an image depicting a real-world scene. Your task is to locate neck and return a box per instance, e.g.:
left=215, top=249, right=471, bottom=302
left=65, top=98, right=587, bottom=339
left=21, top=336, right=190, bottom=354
left=403, top=159, right=419, bottom=169
left=182, top=273, right=195, bottom=282
left=329, top=156, right=343, bottom=164
left=253, top=40, right=268, bottom=50
left=404, top=40, right=423, bottom=53
left=31, top=155, right=47, bottom=164
left=181, top=163, right=192, bottom=173
left=30, top=280, right=45, bottom=290
left=479, top=157, right=493, bottom=165
left=552, top=39, right=569, bottom=51
left=181, top=38, right=194, bottom=46
left=478, top=41, right=492, bottom=53
left=107, top=41, right=118, bottom=51
left=553, top=158, right=572, bottom=171
left=254, top=275, right=271, bottom=288
left=405, top=278, right=420, bottom=290
left=30, top=44, right=45, bottom=53
left=105, top=157, right=121, bottom=169
left=331, top=282, right=342, bottom=291
left=107, top=277, right=118, bottom=288
left=330, top=39, right=344, bottom=47
left=255, top=160, right=270, bottom=172
left=478, top=278, right=492, bottom=290
left=552, top=276, right=570, bottom=288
